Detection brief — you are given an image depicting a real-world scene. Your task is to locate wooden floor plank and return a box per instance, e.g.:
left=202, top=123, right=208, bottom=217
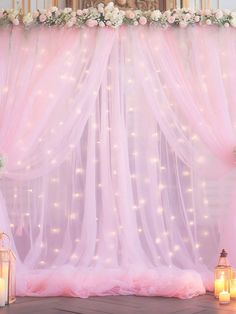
left=0, top=294, right=236, bottom=314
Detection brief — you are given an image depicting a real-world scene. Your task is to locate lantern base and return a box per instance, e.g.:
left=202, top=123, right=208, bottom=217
left=219, top=301, right=230, bottom=305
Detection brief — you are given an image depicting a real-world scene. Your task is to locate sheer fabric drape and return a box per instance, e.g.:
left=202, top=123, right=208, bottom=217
left=0, top=25, right=235, bottom=299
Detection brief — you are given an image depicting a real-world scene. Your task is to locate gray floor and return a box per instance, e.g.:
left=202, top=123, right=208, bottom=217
left=0, top=293, right=235, bottom=314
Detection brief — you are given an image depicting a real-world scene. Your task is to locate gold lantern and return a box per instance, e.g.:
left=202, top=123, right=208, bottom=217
left=214, top=249, right=232, bottom=298
left=0, top=232, right=16, bottom=306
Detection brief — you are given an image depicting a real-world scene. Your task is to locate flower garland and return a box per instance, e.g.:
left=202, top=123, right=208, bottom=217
left=1, top=3, right=236, bottom=29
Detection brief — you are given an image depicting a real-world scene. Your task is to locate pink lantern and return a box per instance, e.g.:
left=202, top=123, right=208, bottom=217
left=0, top=233, right=16, bottom=306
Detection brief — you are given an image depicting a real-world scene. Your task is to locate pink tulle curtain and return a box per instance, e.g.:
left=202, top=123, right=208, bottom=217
left=0, top=25, right=235, bottom=299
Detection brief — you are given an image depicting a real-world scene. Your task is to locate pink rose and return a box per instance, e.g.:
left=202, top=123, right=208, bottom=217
left=194, top=15, right=200, bottom=22
left=12, top=18, right=19, bottom=26
left=206, top=19, right=212, bottom=25
left=33, top=11, right=39, bottom=18
left=224, top=22, right=230, bottom=28
left=139, top=16, right=147, bottom=25
left=126, top=10, right=135, bottom=19
left=39, top=14, right=47, bottom=22
left=168, top=16, right=175, bottom=24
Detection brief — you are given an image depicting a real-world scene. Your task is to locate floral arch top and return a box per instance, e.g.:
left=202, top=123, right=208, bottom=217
left=1, top=2, right=236, bottom=29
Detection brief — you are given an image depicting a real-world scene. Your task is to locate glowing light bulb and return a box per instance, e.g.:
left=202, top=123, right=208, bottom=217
left=155, top=238, right=161, bottom=244
left=157, top=207, right=164, bottom=214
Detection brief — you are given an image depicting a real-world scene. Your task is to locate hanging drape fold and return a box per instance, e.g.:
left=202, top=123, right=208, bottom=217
left=0, top=25, right=235, bottom=299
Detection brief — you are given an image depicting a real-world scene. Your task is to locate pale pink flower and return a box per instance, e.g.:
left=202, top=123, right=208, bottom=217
left=204, top=9, right=211, bottom=16
left=99, top=21, right=105, bottom=27
left=106, top=21, right=112, bottom=26
left=55, top=10, right=60, bottom=17
left=33, top=11, right=39, bottom=18
left=168, top=16, right=175, bottom=24
left=224, top=22, right=230, bottom=28
left=39, top=14, right=47, bottom=23
left=194, top=15, right=200, bottom=22
left=215, top=10, right=223, bottom=19
left=184, top=13, right=191, bottom=21
left=66, top=20, right=74, bottom=28
left=126, top=10, right=135, bottom=19
left=86, top=19, right=98, bottom=27
left=70, top=17, right=76, bottom=23
left=134, top=21, right=138, bottom=26
left=46, top=11, right=52, bottom=18
left=50, top=6, right=58, bottom=13
left=77, top=10, right=83, bottom=16
left=223, top=9, right=230, bottom=15
left=179, top=21, right=187, bottom=28
left=206, top=19, right=212, bottom=25
left=71, top=12, right=76, bottom=17
left=0, top=10, right=3, bottom=18
left=139, top=16, right=147, bottom=25
left=83, top=9, right=88, bottom=14
left=12, top=18, right=19, bottom=25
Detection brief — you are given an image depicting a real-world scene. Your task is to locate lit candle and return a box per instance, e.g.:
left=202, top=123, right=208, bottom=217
left=230, top=279, right=236, bottom=299
left=2, top=263, right=8, bottom=303
left=0, top=278, right=5, bottom=307
left=215, top=274, right=224, bottom=298
left=219, top=291, right=230, bottom=304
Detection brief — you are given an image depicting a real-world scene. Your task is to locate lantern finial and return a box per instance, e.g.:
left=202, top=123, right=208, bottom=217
left=220, top=249, right=227, bottom=258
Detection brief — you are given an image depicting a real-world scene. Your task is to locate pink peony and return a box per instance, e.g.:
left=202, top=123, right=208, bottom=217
left=39, top=14, right=47, bottom=22
left=168, top=16, right=175, bottom=24
left=12, top=18, right=19, bottom=25
left=139, top=16, right=147, bottom=25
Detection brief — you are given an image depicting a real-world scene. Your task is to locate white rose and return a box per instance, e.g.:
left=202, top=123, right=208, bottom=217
left=230, top=17, right=236, bottom=27
left=223, top=9, right=230, bottom=15
left=231, top=11, right=236, bottom=18
left=150, top=10, right=161, bottom=21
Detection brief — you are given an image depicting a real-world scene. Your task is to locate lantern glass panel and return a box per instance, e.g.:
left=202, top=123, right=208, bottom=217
left=214, top=266, right=232, bottom=297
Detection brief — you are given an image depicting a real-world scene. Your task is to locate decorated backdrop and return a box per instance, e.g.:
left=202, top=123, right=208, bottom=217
left=0, top=6, right=236, bottom=299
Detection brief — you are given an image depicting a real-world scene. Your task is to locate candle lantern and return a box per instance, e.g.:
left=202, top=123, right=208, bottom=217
left=214, top=249, right=232, bottom=298
left=0, top=232, right=16, bottom=305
